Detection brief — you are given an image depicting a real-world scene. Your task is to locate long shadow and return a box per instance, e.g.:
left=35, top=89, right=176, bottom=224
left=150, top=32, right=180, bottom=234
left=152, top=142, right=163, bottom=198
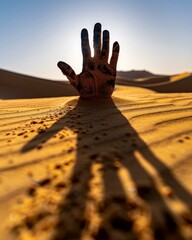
left=22, top=97, right=192, bottom=240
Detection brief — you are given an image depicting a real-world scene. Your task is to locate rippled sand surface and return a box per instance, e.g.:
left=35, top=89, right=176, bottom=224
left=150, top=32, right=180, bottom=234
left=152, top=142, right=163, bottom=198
left=0, top=91, right=192, bottom=240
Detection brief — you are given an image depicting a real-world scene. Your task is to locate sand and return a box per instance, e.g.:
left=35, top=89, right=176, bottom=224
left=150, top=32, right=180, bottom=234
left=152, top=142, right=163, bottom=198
left=116, top=72, right=192, bottom=93
left=0, top=70, right=192, bottom=240
left=0, top=69, right=77, bottom=99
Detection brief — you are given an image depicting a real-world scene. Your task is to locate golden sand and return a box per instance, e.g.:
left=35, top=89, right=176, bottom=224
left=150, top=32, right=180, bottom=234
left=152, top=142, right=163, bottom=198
left=0, top=89, right=192, bottom=239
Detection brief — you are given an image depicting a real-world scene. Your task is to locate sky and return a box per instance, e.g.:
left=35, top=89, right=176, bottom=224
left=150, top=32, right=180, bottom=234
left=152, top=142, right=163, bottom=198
left=0, top=0, right=192, bottom=80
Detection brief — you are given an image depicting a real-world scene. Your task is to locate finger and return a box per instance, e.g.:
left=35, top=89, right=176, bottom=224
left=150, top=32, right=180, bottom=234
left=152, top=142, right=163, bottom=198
left=101, top=30, right=109, bottom=62
left=57, top=61, right=76, bottom=81
left=81, top=28, right=91, bottom=67
left=110, top=41, right=120, bottom=70
left=93, top=23, right=101, bottom=58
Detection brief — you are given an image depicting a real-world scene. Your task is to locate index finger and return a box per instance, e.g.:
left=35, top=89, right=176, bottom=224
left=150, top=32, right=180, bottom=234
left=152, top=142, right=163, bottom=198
left=110, top=41, right=120, bottom=70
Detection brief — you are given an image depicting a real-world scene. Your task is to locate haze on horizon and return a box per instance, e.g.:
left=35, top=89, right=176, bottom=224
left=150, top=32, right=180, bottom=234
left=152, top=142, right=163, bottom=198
left=0, top=0, right=192, bottom=80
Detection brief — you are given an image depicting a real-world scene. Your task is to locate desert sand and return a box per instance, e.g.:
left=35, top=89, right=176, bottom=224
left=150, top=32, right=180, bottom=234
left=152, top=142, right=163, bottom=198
left=0, top=69, right=192, bottom=240
left=0, top=69, right=77, bottom=99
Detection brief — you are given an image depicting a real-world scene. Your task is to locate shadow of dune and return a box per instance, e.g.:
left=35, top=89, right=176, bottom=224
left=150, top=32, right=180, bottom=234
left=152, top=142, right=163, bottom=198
left=22, top=97, right=192, bottom=240
left=0, top=68, right=77, bottom=99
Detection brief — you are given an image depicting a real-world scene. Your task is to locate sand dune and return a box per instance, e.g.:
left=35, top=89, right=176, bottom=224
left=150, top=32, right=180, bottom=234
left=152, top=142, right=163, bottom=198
left=116, top=76, right=170, bottom=86
left=141, top=74, right=192, bottom=93
left=0, top=69, right=77, bottom=99
left=117, top=72, right=192, bottom=93
left=171, top=72, right=192, bottom=81
left=133, top=76, right=170, bottom=84
left=117, top=70, right=163, bottom=80
left=1, top=69, right=192, bottom=100
left=0, top=91, right=192, bottom=239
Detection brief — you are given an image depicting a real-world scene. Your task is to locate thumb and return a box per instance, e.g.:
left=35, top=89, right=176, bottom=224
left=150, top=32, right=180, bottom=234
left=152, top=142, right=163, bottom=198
left=57, top=61, right=76, bottom=81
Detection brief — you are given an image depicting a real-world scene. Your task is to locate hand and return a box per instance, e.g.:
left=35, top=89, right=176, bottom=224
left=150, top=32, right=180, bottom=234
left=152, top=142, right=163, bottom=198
left=58, top=23, right=120, bottom=98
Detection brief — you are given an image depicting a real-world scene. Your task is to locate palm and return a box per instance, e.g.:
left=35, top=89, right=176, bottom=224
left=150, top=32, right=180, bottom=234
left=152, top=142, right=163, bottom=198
left=76, top=58, right=116, bottom=97
left=58, top=23, right=120, bottom=98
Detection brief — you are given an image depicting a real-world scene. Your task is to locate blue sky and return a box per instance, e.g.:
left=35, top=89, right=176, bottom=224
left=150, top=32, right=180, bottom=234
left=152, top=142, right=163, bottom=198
left=0, top=0, right=192, bottom=80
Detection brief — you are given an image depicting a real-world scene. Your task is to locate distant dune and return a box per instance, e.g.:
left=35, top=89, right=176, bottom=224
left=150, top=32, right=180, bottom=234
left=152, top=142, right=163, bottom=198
left=116, top=75, right=170, bottom=86
left=1, top=69, right=192, bottom=100
left=117, top=70, right=163, bottom=80
left=144, top=73, right=192, bottom=93
left=116, top=71, right=192, bottom=93
left=0, top=69, right=77, bottom=99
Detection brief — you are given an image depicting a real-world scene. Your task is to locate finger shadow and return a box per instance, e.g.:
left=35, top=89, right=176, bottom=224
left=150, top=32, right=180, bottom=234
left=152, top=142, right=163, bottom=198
left=21, top=97, right=192, bottom=239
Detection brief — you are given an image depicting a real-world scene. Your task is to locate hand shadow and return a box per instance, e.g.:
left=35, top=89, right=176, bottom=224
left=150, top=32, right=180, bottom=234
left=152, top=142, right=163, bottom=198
left=22, top=97, right=192, bottom=240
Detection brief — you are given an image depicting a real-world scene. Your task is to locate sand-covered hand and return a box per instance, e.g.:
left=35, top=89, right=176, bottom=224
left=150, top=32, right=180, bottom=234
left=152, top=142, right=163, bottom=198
left=58, top=23, right=120, bottom=98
